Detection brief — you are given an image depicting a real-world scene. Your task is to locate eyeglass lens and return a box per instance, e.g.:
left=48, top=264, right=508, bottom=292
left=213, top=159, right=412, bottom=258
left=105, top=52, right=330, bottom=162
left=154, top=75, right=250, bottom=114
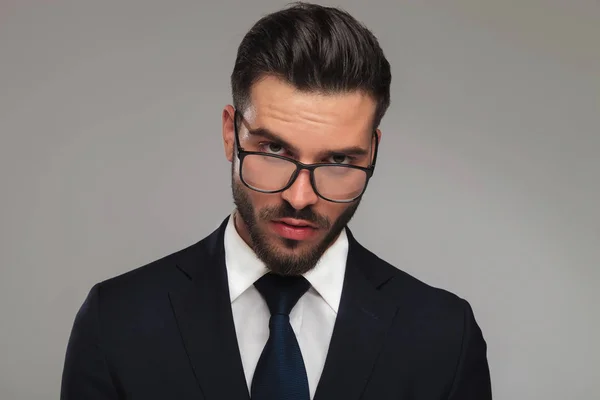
left=241, top=153, right=367, bottom=201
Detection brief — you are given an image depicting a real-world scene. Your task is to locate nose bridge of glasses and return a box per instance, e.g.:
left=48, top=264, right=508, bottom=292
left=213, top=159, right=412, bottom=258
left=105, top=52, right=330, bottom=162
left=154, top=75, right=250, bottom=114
left=283, top=167, right=318, bottom=202
left=290, top=167, right=314, bottom=189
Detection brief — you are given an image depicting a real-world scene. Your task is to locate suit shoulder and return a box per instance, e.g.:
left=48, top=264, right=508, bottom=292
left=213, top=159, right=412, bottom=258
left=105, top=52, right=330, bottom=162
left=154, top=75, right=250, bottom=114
left=359, top=243, right=467, bottom=311
left=360, top=249, right=476, bottom=349
left=93, top=237, right=208, bottom=301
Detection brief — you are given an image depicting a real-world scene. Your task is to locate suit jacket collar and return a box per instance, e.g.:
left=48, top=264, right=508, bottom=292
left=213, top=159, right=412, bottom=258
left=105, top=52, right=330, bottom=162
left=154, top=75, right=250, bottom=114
left=314, top=227, right=399, bottom=400
left=169, top=216, right=251, bottom=400
left=170, top=216, right=399, bottom=400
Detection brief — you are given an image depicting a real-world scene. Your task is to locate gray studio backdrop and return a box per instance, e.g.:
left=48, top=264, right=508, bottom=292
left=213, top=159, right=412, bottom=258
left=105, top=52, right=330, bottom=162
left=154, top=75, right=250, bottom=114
left=1, top=1, right=598, bottom=399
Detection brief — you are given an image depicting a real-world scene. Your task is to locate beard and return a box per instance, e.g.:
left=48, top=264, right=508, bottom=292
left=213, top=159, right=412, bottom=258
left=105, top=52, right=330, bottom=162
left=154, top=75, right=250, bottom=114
left=231, top=174, right=361, bottom=276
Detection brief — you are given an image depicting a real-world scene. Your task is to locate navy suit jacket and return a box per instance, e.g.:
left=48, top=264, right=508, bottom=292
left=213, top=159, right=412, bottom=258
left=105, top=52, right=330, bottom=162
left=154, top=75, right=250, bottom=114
left=61, top=216, right=492, bottom=399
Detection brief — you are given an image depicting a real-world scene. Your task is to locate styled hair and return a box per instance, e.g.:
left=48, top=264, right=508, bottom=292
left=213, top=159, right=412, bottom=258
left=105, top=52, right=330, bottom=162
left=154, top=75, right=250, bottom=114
left=231, top=2, right=391, bottom=128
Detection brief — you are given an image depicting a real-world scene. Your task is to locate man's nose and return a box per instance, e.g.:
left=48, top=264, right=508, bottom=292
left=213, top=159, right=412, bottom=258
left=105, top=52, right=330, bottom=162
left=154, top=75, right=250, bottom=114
left=280, top=170, right=319, bottom=210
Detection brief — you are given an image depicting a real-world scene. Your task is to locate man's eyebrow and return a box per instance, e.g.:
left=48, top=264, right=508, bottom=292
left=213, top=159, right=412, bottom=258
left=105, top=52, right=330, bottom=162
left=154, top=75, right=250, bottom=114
left=247, top=127, right=300, bottom=154
left=247, top=127, right=371, bottom=158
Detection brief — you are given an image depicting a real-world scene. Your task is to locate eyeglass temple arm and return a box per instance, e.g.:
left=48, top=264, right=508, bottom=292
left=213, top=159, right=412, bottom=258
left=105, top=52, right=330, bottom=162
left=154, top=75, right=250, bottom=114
left=369, top=130, right=379, bottom=172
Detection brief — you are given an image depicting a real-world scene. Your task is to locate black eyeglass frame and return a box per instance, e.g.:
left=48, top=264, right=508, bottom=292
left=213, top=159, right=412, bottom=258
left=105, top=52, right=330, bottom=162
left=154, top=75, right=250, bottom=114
left=233, top=109, right=379, bottom=203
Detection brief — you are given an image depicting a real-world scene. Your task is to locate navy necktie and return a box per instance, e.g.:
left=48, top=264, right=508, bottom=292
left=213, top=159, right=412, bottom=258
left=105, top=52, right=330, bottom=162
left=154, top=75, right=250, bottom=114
left=251, top=273, right=311, bottom=400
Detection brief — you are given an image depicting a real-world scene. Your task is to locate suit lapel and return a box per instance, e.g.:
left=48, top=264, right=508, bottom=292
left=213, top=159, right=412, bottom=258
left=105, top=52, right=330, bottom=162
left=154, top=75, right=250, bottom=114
left=314, top=228, right=399, bottom=400
left=169, top=217, right=250, bottom=400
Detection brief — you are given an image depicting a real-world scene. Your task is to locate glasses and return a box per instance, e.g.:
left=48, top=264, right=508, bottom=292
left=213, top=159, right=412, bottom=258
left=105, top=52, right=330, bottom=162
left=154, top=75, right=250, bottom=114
left=233, top=110, right=379, bottom=203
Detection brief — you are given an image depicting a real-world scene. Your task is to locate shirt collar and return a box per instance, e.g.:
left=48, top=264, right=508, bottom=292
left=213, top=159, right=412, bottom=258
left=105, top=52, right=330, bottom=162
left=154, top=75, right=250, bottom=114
left=223, top=212, right=348, bottom=314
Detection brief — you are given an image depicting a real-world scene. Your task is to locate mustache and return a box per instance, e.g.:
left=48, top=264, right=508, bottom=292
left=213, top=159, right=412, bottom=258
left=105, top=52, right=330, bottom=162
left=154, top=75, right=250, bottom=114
left=258, top=203, right=330, bottom=229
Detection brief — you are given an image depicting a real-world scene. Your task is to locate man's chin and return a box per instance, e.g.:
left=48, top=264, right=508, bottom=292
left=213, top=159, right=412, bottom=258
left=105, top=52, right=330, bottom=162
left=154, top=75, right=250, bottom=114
left=266, top=232, right=320, bottom=252
left=249, top=225, right=333, bottom=276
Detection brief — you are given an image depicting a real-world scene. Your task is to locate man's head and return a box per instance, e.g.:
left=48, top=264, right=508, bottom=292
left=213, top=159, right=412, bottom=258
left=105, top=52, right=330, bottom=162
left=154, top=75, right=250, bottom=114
left=222, top=2, right=391, bottom=276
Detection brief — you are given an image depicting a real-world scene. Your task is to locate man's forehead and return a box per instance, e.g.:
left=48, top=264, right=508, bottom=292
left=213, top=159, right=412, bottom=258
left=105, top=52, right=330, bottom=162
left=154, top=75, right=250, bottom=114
left=245, top=76, right=376, bottom=130
left=240, top=109, right=374, bottom=149
left=250, top=77, right=376, bottom=115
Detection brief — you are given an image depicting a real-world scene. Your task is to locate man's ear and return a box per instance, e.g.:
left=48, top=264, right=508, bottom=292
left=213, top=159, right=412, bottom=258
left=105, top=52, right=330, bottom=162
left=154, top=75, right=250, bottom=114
left=222, top=105, right=236, bottom=162
left=372, top=128, right=382, bottom=164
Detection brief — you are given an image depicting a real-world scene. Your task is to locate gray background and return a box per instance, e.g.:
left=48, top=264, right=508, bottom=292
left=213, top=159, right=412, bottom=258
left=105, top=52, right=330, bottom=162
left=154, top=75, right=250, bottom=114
left=1, top=0, right=598, bottom=399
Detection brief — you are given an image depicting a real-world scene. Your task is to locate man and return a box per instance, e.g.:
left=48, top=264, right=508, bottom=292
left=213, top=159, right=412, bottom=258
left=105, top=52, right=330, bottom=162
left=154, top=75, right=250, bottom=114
left=61, top=3, right=492, bottom=399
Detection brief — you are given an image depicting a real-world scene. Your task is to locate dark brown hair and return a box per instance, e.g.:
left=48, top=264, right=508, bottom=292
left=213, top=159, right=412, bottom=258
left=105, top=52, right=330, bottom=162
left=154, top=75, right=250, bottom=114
left=231, top=2, right=391, bottom=128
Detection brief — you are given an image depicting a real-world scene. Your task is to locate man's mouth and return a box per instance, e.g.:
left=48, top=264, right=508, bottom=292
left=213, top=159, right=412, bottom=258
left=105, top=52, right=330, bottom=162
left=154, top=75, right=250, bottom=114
left=270, top=218, right=318, bottom=240
left=274, top=218, right=317, bottom=228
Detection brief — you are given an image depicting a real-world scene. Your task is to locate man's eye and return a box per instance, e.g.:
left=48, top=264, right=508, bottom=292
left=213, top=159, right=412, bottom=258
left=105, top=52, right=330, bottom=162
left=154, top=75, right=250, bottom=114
left=331, top=154, right=349, bottom=164
left=261, top=142, right=284, bottom=154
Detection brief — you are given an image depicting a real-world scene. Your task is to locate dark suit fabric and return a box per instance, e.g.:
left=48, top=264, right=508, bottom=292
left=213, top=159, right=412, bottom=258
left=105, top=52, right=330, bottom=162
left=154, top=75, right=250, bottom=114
left=61, top=216, right=492, bottom=399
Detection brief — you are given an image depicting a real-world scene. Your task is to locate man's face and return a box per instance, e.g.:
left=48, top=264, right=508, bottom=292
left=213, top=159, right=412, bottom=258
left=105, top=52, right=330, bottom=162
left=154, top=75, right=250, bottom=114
left=222, top=76, right=380, bottom=276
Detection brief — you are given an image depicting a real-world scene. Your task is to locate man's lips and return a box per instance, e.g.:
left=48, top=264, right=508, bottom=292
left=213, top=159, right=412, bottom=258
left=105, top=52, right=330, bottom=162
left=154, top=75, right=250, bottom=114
left=270, top=218, right=318, bottom=240
left=273, top=218, right=317, bottom=228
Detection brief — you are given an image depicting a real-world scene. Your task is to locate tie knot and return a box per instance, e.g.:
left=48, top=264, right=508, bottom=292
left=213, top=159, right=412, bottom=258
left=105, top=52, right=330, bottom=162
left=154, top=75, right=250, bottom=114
left=254, top=273, right=310, bottom=316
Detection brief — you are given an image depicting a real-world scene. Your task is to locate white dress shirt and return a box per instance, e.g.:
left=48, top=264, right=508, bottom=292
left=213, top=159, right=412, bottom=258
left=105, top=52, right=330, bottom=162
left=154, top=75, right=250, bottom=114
left=224, top=212, right=348, bottom=399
